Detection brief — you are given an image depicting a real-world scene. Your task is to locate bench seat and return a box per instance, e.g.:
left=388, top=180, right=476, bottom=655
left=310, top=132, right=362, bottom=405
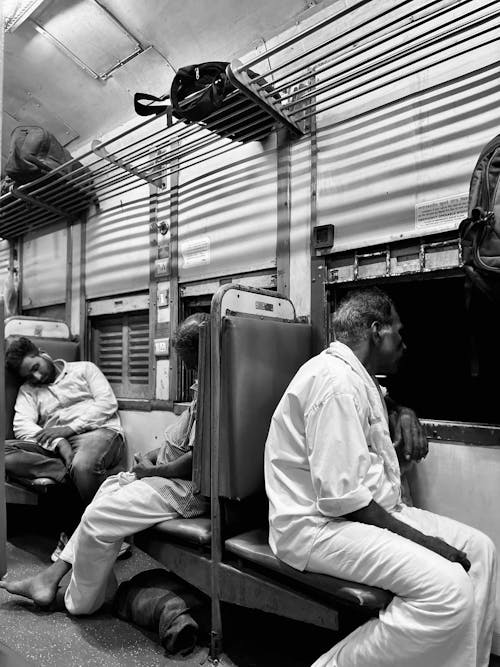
left=224, top=528, right=393, bottom=611
left=5, top=476, right=56, bottom=505
left=137, top=517, right=211, bottom=549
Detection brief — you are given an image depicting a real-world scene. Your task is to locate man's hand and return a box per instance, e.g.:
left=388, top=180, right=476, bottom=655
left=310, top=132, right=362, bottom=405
left=390, top=406, right=428, bottom=463
left=55, top=438, right=74, bottom=468
left=421, top=535, right=471, bottom=572
left=131, top=453, right=155, bottom=479
left=35, top=426, right=75, bottom=447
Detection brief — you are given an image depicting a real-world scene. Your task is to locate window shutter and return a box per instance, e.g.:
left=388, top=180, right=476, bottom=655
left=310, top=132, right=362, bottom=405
left=91, top=309, right=150, bottom=399
left=127, top=314, right=150, bottom=386
left=95, top=321, right=123, bottom=384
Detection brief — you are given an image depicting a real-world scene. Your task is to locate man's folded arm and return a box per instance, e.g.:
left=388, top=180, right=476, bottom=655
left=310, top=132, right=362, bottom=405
left=13, top=388, right=44, bottom=442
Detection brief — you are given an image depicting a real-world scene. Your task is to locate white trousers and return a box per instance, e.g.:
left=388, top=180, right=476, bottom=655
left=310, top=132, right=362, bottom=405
left=309, top=505, right=497, bottom=667
left=59, top=473, right=179, bottom=615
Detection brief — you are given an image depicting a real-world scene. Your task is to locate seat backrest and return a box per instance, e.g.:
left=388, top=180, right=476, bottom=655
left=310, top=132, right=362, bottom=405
left=219, top=315, right=311, bottom=499
left=5, top=335, right=79, bottom=439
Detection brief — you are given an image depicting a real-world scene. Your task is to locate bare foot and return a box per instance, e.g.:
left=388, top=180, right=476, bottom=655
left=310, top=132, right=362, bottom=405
left=0, top=560, right=71, bottom=608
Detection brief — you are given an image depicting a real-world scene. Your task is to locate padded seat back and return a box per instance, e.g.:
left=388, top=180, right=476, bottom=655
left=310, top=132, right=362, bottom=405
left=5, top=336, right=79, bottom=439
left=219, top=315, right=311, bottom=499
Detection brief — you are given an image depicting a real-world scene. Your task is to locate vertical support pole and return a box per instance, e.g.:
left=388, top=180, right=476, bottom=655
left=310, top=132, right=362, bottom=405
left=79, top=220, right=88, bottom=357
left=309, top=114, right=328, bottom=353
left=65, top=220, right=73, bottom=327
left=9, top=240, right=20, bottom=316
left=209, top=304, right=223, bottom=663
left=17, top=240, right=24, bottom=316
left=276, top=127, right=291, bottom=296
left=148, top=185, right=159, bottom=398
left=168, top=110, right=181, bottom=403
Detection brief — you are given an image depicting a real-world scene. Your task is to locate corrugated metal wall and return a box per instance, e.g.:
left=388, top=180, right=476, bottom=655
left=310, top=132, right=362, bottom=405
left=315, top=2, right=500, bottom=250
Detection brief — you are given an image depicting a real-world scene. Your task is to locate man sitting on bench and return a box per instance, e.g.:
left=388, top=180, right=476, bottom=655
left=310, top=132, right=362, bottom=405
left=0, top=313, right=209, bottom=615
left=265, top=289, right=497, bottom=667
left=5, top=335, right=127, bottom=559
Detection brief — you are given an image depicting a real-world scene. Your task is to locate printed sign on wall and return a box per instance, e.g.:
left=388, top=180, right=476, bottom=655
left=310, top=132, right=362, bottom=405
left=180, top=236, right=211, bottom=268
left=415, top=194, right=468, bottom=231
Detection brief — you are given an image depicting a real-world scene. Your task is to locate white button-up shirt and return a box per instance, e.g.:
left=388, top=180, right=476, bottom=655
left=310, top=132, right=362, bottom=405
left=14, top=360, right=123, bottom=450
left=264, top=341, right=402, bottom=571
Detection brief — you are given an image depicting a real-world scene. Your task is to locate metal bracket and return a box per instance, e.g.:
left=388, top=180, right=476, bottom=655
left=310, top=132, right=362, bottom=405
left=353, top=247, right=390, bottom=281
left=227, top=60, right=305, bottom=138
left=10, top=185, right=72, bottom=221
left=91, top=140, right=165, bottom=188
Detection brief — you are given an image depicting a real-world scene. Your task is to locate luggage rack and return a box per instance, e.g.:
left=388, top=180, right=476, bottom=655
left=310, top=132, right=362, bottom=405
left=0, top=0, right=497, bottom=238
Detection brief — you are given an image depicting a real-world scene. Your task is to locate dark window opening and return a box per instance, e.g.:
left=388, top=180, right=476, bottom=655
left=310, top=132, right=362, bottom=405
left=90, top=310, right=150, bottom=399
left=329, top=274, right=500, bottom=425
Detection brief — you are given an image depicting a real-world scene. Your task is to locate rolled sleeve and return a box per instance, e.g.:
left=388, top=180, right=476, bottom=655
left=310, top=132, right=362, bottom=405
left=306, top=392, right=372, bottom=518
left=317, top=485, right=373, bottom=517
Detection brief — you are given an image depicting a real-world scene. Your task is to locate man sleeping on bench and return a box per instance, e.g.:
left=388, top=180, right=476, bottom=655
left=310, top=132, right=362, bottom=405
left=0, top=313, right=209, bottom=615
left=5, top=335, right=128, bottom=560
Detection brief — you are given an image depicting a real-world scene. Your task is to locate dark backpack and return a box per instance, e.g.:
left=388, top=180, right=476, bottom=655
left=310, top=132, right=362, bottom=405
left=459, top=134, right=500, bottom=302
left=134, top=61, right=277, bottom=143
left=170, top=61, right=233, bottom=122
left=5, top=126, right=81, bottom=184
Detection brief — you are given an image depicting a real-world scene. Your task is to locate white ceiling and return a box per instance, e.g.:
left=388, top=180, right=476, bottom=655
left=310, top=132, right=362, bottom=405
left=2, top=0, right=337, bottom=168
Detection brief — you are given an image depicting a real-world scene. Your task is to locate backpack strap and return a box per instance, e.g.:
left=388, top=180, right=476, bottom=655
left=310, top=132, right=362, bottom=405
left=134, top=93, right=169, bottom=117
left=463, top=270, right=479, bottom=378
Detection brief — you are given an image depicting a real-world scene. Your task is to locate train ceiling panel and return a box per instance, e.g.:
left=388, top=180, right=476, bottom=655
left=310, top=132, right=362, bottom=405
left=110, top=46, right=175, bottom=100
left=31, top=0, right=141, bottom=79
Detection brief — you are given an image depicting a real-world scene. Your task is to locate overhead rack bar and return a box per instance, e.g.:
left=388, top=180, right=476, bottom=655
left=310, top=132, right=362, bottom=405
left=1, top=0, right=497, bottom=239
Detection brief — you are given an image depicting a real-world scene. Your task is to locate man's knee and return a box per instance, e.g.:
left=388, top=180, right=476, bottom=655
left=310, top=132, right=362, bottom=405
left=432, top=565, right=475, bottom=630
left=473, top=530, right=496, bottom=567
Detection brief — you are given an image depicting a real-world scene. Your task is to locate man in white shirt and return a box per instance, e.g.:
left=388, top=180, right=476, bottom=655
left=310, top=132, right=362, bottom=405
left=264, top=288, right=497, bottom=667
left=5, top=338, right=125, bottom=506
left=0, top=314, right=208, bottom=616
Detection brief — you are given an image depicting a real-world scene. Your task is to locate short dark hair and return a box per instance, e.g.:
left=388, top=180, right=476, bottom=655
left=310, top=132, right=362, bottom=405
left=332, top=288, right=395, bottom=346
left=172, top=313, right=209, bottom=366
left=5, top=336, right=40, bottom=373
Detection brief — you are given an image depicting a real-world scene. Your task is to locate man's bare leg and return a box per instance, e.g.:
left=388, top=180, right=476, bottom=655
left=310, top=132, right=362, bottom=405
left=0, top=559, right=71, bottom=607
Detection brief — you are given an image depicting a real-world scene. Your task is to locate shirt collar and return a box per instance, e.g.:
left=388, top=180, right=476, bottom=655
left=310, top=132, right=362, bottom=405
left=326, top=341, right=377, bottom=389
left=51, top=359, right=68, bottom=385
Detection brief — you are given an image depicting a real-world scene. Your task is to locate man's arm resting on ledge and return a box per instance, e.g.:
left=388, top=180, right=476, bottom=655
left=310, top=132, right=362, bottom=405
left=345, top=500, right=471, bottom=571
left=131, top=451, right=192, bottom=480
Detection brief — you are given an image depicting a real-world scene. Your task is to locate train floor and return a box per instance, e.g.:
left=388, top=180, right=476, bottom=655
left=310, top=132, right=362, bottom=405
left=0, top=503, right=339, bottom=667
left=2, top=504, right=500, bottom=667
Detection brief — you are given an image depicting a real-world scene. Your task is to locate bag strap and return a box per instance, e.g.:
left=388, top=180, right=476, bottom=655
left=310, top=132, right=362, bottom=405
left=134, top=93, right=169, bottom=117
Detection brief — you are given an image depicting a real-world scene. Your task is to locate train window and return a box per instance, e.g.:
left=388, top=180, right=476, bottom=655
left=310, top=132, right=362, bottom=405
left=90, top=310, right=150, bottom=399
left=329, top=274, right=500, bottom=425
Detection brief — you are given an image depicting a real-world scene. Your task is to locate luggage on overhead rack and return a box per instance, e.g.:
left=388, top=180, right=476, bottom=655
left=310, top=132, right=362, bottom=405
left=459, top=133, right=500, bottom=303
left=134, top=61, right=279, bottom=143
left=1, top=126, right=96, bottom=225
left=5, top=126, right=82, bottom=185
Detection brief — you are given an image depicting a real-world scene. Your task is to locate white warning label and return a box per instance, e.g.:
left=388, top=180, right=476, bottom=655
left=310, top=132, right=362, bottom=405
left=415, top=194, right=468, bottom=230
left=180, top=236, right=210, bottom=268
